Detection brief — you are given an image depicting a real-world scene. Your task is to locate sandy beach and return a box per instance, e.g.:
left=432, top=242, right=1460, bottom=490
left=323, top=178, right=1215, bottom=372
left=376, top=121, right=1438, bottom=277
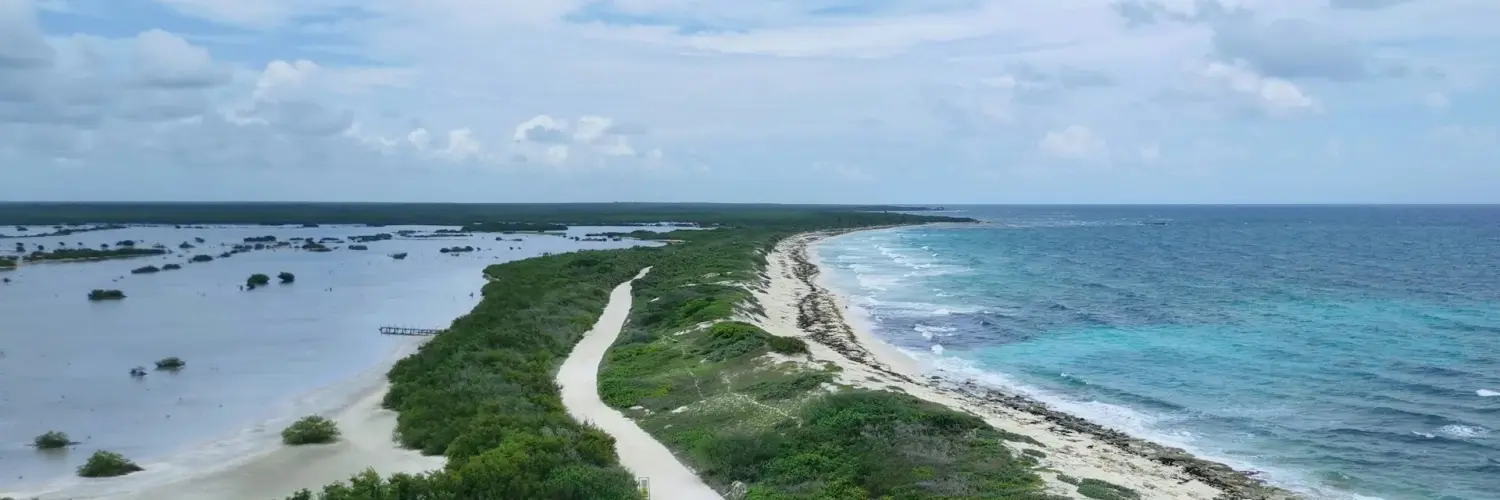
left=556, top=268, right=724, bottom=500
left=17, top=338, right=446, bottom=500
left=745, top=231, right=1300, bottom=500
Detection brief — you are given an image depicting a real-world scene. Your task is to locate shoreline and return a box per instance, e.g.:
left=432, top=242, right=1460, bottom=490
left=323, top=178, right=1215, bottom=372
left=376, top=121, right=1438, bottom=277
left=127, top=337, right=445, bottom=500
left=7, top=338, right=444, bottom=500
left=752, top=230, right=1300, bottom=500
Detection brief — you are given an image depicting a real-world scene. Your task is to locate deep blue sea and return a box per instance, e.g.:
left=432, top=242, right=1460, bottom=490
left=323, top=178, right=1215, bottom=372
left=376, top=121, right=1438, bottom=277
left=817, top=206, right=1500, bottom=500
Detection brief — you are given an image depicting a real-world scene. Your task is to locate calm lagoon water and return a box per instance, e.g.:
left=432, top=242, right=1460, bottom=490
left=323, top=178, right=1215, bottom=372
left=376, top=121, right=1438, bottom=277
left=818, top=206, right=1500, bottom=500
left=0, top=224, right=658, bottom=495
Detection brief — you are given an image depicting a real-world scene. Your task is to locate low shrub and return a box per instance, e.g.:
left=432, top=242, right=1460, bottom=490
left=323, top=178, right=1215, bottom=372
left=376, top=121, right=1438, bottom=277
left=765, top=335, right=808, bottom=355
left=282, top=415, right=340, bottom=445
left=33, top=431, right=71, bottom=449
left=1076, top=478, right=1140, bottom=500
left=154, top=357, right=185, bottom=370
left=77, top=450, right=143, bottom=477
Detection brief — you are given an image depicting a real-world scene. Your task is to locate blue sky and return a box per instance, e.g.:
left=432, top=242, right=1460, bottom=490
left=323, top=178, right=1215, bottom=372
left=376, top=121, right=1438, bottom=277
left=0, top=0, right=1496, bottom=203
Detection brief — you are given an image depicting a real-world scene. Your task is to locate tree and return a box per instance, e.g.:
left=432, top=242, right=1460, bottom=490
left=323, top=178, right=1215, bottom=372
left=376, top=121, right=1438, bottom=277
left=247, top=273, right=271, bottom=288
left=278, top=272, right=296, bottom=283
left=282, top=416, right=340, bottom=445
left=77, top=450, right=143, bottom=477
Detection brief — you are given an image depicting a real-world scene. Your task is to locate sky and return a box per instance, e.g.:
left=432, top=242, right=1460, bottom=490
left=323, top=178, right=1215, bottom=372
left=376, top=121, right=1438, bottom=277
left=0, top=0, right=1496, bottom=203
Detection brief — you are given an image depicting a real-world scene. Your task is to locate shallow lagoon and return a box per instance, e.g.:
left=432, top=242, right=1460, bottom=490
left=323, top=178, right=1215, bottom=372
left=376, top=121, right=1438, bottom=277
left=0, top=224, right=657, bottom=495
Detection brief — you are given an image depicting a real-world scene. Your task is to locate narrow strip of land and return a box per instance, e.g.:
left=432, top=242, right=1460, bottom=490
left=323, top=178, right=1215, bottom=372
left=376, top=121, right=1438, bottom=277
left=557, top=267, right=723, bottom=500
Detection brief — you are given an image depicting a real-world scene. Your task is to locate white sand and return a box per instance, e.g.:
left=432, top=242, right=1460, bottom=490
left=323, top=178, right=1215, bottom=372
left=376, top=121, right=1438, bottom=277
left=129, top=381, right=445, bottom=500
left=25, top=338, right=447, bottom=500
left=746, top=232, right=1232, bottom=500
left=557, top=268, right=724, bottom=500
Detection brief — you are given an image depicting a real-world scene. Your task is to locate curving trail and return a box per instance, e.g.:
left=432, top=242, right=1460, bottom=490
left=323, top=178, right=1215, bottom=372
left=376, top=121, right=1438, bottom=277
left=557, top=268, right=723, bottom=500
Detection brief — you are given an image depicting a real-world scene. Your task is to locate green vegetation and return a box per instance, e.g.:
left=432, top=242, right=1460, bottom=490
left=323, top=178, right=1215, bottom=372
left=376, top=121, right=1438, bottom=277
left=461, top=222, right=569, bottom=232
left=130, top=265, right=160, bottom=274
left=26, top=247, right=165, bottom=263
left=155, top=357, right=185, bottom=370
left=347, top=244, right=368, bottom=250
left=77, top=450, right=143, bottom=478
left=1074, top=478, right=1140, bottom=500
left=190, top=254, right=213, bottom=263
left=302, top=242, right=333, bottom=252
left=33, top=431, right=72, bottom=449
left=439, top=246, right=475, bottom=253
left=277, top=207, right=1044, bottom=500
left=0, top=256, right=15, bottom=269
left=162, top=263, right=182, bottom=270
left=278, top=272, right=296, bottom=283
left=244, top=235, right=277, bottom=243
left=247, top=273, right=271, bottom=288
left=282, top=416, right=340, bottom=445
left=87, top=289, right=125, bottom=301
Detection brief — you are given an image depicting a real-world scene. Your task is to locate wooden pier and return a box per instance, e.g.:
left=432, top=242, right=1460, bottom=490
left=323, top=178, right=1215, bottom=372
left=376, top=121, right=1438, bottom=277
left=379, top=326, right=444, bottom=336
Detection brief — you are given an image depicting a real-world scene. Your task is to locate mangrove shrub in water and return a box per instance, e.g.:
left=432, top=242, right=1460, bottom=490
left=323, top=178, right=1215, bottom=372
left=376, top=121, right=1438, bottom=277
left=33, top=431, right=72, bottom=449
left=130, top=265, right=160, bottom=274
left=154, top=357, right=185, bottom=370
left=77, top=450, right=143, bottom=478
left=282, top=416, right=340, bottom=445
left=278, top=272, right=295, bottom=283
left=87, top=289, right=125, bottom=301
left=247, top=273, right=271, bottom=287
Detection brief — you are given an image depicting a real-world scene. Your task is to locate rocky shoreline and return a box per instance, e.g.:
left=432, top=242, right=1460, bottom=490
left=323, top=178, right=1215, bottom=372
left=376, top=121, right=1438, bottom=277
left=783, top=229, right=1301, bottom=500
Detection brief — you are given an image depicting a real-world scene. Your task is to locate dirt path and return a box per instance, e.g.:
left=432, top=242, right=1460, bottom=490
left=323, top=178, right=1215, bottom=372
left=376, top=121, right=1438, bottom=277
left=557, top=267, right=724, bottom=500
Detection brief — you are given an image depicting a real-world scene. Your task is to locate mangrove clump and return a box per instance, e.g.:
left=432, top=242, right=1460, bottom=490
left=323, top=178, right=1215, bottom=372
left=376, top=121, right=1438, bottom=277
left=278, top=272, right=295, bottom=283
left=154, top=357, right=185, bottom=370
left=77, top=450, right=143, bottom=478
left=130, top=265, right=160, bottom=274
left=33, top=431, right=73, bottom=450
left=88, top=289, right=125, bottom=301
left=281, top=416, right=340, bottom=445
left=247, top=273, right=271, bottom=288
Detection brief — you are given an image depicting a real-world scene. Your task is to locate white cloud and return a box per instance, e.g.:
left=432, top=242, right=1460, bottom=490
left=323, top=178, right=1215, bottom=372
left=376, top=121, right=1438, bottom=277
left=2, top=0, right=1498, bottom=202
left=1199, top=61, right=1318, bottom=117
left=1040, top=125, right=1108, bottom=160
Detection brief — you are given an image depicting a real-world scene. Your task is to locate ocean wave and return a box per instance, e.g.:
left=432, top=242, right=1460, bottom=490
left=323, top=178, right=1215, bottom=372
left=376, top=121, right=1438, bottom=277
left=1476, top=389, right=1498, bottom=397
left=1439, top=424, right=1489, bottom=439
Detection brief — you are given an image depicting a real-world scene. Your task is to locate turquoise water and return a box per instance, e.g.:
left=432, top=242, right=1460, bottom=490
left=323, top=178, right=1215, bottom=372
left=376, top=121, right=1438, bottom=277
left=817, top=206, right=1500, bottom=500
left=0, top=224, right=656, bottom=496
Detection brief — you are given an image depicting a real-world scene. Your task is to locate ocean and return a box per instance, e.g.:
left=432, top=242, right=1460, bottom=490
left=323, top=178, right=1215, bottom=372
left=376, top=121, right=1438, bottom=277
left=816, top=206, right=1500, bottom=500
left=0, top=224, right=655, bottom=496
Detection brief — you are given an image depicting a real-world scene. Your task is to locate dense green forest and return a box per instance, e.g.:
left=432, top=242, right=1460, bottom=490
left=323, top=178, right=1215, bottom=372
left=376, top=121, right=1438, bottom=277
left=220, top=207, right=1024, bottom=499
left=0, top=202, right=949, bottom=226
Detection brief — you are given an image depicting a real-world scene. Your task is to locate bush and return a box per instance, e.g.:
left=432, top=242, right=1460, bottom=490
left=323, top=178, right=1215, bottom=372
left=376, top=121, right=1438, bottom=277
left=155, top=357, right=186, bottom=370
left=162, top=263, right=182, bottom=270
left=247, top=273, right=271, bottom=287
left=1076, top=478, right=1140, bottom=500
left=87, top=289, right=125, bottom=301
left=33, top=431, right=72, bottom=449
left=77, top=450, right=143, bottom=477
left=278, top=272, right=296, bottom=283
left=765, top=335, right=809, bottom=355
left=282, top=416, right=340, bottom=445
left=190, top=254, right=213, bottom=262
left=130, top=265, right=160, bottom=274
